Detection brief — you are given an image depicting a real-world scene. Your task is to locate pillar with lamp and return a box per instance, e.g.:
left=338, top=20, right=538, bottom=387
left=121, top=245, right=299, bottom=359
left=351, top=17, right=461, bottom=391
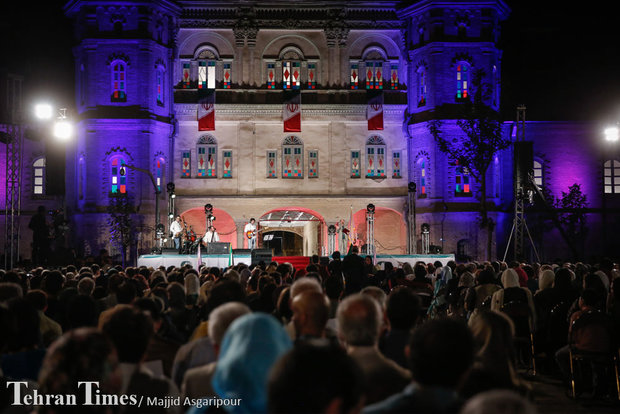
left=365, top=203, right=375, bottom=256
left=166, top=182, right=176, bottom=248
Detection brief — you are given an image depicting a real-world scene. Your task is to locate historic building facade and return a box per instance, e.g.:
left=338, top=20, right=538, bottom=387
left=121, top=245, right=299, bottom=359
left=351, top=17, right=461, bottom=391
left=4, top=0, right=606, bottom=262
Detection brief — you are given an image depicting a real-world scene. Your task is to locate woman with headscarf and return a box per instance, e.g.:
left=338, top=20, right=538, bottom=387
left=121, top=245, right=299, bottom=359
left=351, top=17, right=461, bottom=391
left=187, top=313, right=292, bottom=414
left=491, top=268, right=536, bottom=330
left=466, top=268, right=502, bottom=326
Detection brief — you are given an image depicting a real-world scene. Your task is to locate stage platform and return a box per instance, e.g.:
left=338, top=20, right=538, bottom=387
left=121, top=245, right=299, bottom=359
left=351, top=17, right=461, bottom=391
left=137, top=253, right=455, bottom=270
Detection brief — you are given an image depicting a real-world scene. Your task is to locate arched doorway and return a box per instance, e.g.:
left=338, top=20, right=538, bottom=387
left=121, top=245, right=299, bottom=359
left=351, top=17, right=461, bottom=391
left=180, top=206, right=238, bottom=248
left=258, top=207, right=326, bottom=256
left=352, top=207, right=407, bottom=255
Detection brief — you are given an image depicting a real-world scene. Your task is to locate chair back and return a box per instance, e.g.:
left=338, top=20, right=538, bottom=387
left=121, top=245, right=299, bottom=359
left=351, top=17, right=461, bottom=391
left=501, top=300, right=532, bottom=338
left=546, top=301, right=569, bottom=351
left=569, top=310, right=614, bottom=353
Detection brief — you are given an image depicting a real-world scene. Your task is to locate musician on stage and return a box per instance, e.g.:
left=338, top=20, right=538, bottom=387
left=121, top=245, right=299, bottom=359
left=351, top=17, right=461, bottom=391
left=203, top=225, right=220, bottom=245
left=170, top=216, right=183, bottom=250
left=244, top=218, right=257, bottom=249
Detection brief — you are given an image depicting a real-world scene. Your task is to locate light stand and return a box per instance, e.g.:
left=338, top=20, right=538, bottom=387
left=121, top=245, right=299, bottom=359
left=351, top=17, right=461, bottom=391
left=421, top=223, right=430, bottom=254
left=407, top=182, right=417, bottom=254
left=327, top=224, right=336, bottom=256
left=366, top=204, right=375, bottom=256
left=166, top=182, right=175, bottom=248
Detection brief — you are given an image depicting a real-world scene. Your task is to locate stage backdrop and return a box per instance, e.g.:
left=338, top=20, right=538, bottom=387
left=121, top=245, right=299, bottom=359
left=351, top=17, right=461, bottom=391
left=180, top=207, right=238, bottom=249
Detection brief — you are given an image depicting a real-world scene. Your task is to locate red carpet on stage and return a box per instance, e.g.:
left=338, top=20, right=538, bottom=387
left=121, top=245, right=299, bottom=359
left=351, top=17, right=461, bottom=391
left=272, top=256, right=310, bottom=271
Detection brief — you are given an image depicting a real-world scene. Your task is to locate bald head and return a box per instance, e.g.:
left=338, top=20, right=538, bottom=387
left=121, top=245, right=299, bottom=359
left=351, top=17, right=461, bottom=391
left=337, top=293, right=382, bottom=346
left=291, top=290, right=330, bottom=338
left=289, top=277, right=322, bottom=299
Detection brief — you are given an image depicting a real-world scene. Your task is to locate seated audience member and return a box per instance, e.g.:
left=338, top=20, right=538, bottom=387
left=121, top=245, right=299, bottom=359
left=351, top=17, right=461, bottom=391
left=380, top=286, right=420, bottom=369
left=268, top=344, right=365, bottom=414
left=25, top=289, right=62, bottom=347
left=188, top=313, right=292, bottom=414
left=465, top=269, right=502, bottom=325
left=337, top=294, right=411, bottom=405
left=290, top=290, right=332, bottom=344
left=460, top=390, right=536, bottom=414
left=37, top=328, right=120, bottom=414
left=182, top=302, right=250, bottom=400
left=101, top=304, right=181, bottom=413
left=491, top=268, right=536, bottom=329
left=460, top=310, right=530, bottom=398
left=363, top=318, right=474, bottom=414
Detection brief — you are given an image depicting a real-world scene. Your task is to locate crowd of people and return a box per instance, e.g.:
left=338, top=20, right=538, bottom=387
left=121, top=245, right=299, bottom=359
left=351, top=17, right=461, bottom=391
left=0, top=246, right=619, bottom=413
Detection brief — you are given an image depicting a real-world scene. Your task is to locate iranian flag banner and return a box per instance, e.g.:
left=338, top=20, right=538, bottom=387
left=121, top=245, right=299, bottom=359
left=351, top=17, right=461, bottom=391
left=198, top=91, right=215, bottom=131
left=367, top=90, right=384, bottom=131
left=283, top=91, right=301, bottom=132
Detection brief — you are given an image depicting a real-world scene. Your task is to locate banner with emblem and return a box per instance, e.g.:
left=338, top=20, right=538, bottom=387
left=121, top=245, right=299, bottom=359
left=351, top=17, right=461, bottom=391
left=367, top=90, right=383, bottom=131
left=198, top=90, right=215, bottom=131
left=283, top=91, right=301, bottom=132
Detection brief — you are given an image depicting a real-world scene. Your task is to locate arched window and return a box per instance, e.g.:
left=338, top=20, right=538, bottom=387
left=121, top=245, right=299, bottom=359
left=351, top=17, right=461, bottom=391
left=366, top=135, right=386, bottom=178
left=197, top=49, right=217, bottom=90
left=363, top=49, right=385, bottom=90
left=417, top=67, right=427, bottom=106
left=111, top=60, right=127, bottom=102
left=533, top=159, right=543, bottom=188
left=156, top=66, right=165, bottom=106
left=281, top=49, right=302, bottom=90
left=282, top=135, right=303, bottom=178
left=197, top=135, right=217, bottom=178
left=455, top=164, right=472, bottom=197
left=155, top=157, right=165, bottom=191
left=604, top=160, right=620, bottom=194
left=110, top=156, right=127, bottom=194
left=417, top=158, right=427, bottom=198
left=33, top=157, right=45, bottom=195
left=456, top=62, right=470, bottom=101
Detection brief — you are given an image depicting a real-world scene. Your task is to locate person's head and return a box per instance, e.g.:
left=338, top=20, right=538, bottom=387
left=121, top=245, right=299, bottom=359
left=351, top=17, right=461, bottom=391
left=0, top=282, right=23, bottom=303
left=579, top=288, right=600, bottom=309
left=460, top=390, right=536, bottom=414
left=38, top=328, right=120, bottom=410
left=360, top=286, right=387, bottom=310
left=469, top=310, right=516, bottom=370
left=43, top=270, right=64, bottom=296
left=350, top=246, right=359, bottom=255
left=386, top=286, right=420, bottom=330
left=25, top=289, right=47, bottom=311
left=291, top=291, right=330, bottom=338
left=212, top=313, right=292, bottom=414
left=203, top=279, right=246, bottom=319
left=77, top=277, right=95, bottom=296
left=290, top=276, right=322, bottom=299
left=477, top=268, right=496, bottom=285
left=66, top=294, right=98, bottom=329
left=208, top=302, right=251, bottom=354
left=268, top=344, right=365, bottom=414
left=413, top=263, right=427, bottom=280
left=176, top=216, right=181, bottom=222
left=337, top=293, right=382, bottom=347
left=101, top=304, right=153, bottom=364
left=500, top=269, right=519, bottom=288
left=332, top=251, right=341, bottom=261
left=209, top=226, right=215, bottom=232
left=250, top=218, right=255, bottom=224
left=166, top=282, right=186, bottom=308
left=538, top=270, right=555, bottom=291
left=324, top=275, right=344, bottom=301
left=407, top=318, right=474, bottom=388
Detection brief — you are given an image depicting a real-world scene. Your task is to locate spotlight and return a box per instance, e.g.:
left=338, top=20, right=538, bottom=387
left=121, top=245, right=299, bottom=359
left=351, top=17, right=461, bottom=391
left=166, top=182, right=175, bottom=192
left=155, top=223, right=165, bottom=235
left=366, top=203, right=375, bottom=213
left=408, top=182, right=417, bottom=193
left=171, top=193, right=176, bottom=199
left=328, top=224, right=336, bottom=234
left=168, top=213, right=174, bottom=219
left=421, top=223, right=430, bottom=233
left=204, top=204, right=213, bottom=214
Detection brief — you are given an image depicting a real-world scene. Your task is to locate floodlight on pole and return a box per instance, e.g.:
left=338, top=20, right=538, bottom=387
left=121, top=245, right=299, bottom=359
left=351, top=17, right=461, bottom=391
left=604, top=126, right=619, bottom=142
left=34, top=103, right=54, bottom=120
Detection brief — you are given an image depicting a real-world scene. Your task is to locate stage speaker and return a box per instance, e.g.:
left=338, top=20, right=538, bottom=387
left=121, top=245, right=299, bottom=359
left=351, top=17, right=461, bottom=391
left=160, top=248, right=179, bottom=255
left=514, top=141, right=533, bottom=187
left=233, top=249, right=251, bottom=255
left=251, top=249, right=272, bottom=266
left=206, top=242, right=231, bottom=255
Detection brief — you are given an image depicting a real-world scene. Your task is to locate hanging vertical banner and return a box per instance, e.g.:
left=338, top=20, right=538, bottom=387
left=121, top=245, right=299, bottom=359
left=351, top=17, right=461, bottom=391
left=198, top=91, right=215, bottom=131
left=367, top=90, right=384, bottom=130
left=283, top=91, right=301, bottom=132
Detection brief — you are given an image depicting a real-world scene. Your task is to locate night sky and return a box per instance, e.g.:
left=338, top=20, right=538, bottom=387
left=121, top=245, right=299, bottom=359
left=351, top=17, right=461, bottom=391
left=1, top=0, right=619, bottom=123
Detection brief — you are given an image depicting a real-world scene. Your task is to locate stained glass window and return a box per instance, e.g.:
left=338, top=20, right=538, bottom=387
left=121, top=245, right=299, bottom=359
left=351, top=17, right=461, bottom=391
left=350, top=64, right=359, bottom=90
left=155, top=158, right=164, bottom=192
left=456, top=63, right=470, bottom=100
left=366, top=62, right=383, bottom=90
left=156, top=68, right=164, bottom=106
left=223, top=151, right=232, bottom=178
left=418, top=159, right=427, bottom=198
left=267, top=151, right=277, bottom=178
left=111, top=61, right=127, bottom=102
left=33, top=157, right=45, bottom=195
left=533, top=160, right=543, bottom=188
left=110, top=157, right=127, bottom=194
left=197, top=135, right=217, bottom=178
left=604, top=160, right=620, bottom=194
left=392, top=151, right=401, bottom=178
left=198, top=61, right=216, bottom=89
left=282, top=136, right=303, bottom=178
left=308, top=150, right=318, bottom=178
left=455, top=165, right=471, bottom=196
left=351, top=151, right=361, bottom=178
left=390, top=65, right=398, bottom=90
left=223, top=63, right=231, bottom=89
left=417, top=67, right=427, bottom=106
left=182, top=63, right=190, bottom=89
left=267, top=64, right=276, bottom=89
left=181, top=151, right=191, bottom=178
left=366, top=135, right=386, bottom=178
left=307, top=63, right=316, bottom=89
left=283, top=61, right=301, bottom=90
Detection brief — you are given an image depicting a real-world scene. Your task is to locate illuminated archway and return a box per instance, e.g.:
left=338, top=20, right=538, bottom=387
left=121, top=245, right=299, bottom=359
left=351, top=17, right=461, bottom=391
left=180, top=206, right=238, bottom=248
left=258, top=207, right=326, bottom=256
left=352, top=207, right=407, bottom=255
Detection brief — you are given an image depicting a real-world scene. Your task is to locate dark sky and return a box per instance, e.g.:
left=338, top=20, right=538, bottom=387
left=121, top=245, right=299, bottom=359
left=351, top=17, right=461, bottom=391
left=1, top=0, right=619, bottom=123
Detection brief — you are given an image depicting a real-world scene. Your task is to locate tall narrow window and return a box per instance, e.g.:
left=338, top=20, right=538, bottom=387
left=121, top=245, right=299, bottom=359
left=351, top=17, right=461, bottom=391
left=456, top=63, right=470, bottom=100
left=182, top=63, right=190, bottom=88
left=198, top=61, right=216, bottom=89
left=390, top=65, right=399, bottom=90
left=350, top=64, right=359, bottom=89
left=267, top=151, right=277, bottom=178
left=283, top=61, right=301, bottom=90
left=282, top=136, right=303, bottom=178
left=197, top=135, right=217, bottom=178
left=418, top=158, right=427, bottom=198
left=33, top=157, right=45, bottom=195
left=111, top=61, right=127, bottom=102
left=156, top=67, right=164, bottom=106
left=110, top=157, right=127, bottom=194
left=366, top=62, right=383, bottom=90
left=455, top=165, right=471, bottom=197
left=307, top=63, right=316, bottom=89
left=417, top=67, right=427, bottom=106
left=533, top=160, right=543, bottom=188
left=366, top=135, right=386, bottom=178
left=267, top=63, right=276, bottom=89
left=223, top=151, right=232, bottom=178
left=308, top=150, right=318, bottom=178
left=155, top=158, right=165, bottom=192
left=604, top=160, right=620, bottom=194
left=223, top=63, right=232, bottom=89
left=392, top=151, right=401, bottom=178
left=351, top=151, right=361, bottom=178
left=181, top=151, right=191, bottom=178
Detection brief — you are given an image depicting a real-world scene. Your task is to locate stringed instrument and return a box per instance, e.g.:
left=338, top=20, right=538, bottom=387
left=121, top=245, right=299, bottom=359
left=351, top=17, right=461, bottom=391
left=246, top=230, right=256, bottom=240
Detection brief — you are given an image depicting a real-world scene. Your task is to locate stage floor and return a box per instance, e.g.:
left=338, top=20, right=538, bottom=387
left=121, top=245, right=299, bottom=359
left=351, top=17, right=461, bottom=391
left=137, top=253, right=455, bottom=270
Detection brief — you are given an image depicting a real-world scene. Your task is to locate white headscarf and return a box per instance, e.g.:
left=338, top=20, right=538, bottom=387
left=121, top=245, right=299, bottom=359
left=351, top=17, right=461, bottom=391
left=500, top=268, right=519, bottom=288
left=538, top=270, right=555, bottom=291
